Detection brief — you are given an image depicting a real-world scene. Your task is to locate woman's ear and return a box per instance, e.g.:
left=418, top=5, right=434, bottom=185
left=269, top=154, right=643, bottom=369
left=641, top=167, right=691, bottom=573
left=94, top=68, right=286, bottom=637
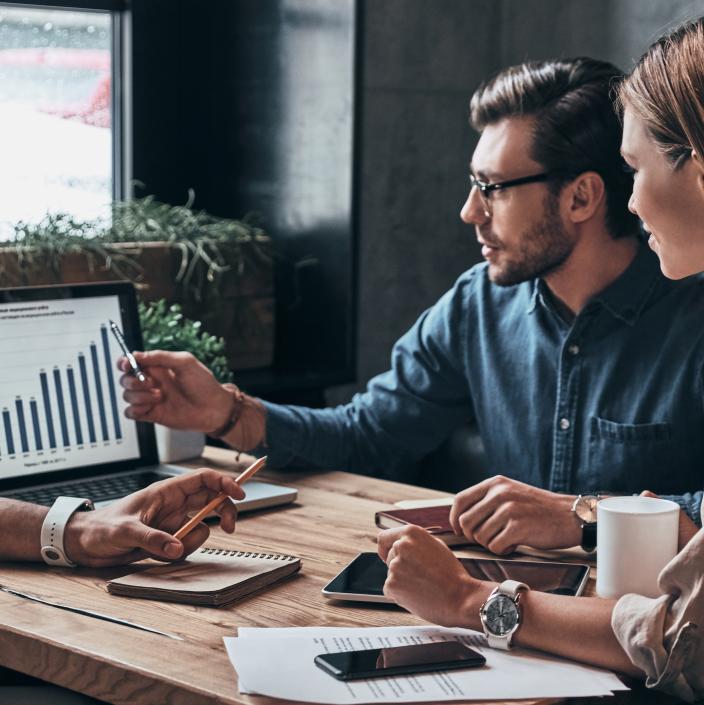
left=692, top=150, right=704, bottom=197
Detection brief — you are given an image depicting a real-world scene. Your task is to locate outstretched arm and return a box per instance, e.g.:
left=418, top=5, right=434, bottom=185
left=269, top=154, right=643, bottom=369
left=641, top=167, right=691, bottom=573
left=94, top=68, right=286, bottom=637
left=378, top=525, right=642, bottom=677
left=120, top=274, right=479, bottom=478
left=0, top=469, right=244, bottom=566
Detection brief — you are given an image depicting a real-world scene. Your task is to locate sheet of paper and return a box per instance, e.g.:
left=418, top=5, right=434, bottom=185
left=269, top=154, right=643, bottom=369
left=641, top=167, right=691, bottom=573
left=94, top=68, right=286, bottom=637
left=226, top=626, right=628, bottom=703
left=393, top=498, right=454, bottom=509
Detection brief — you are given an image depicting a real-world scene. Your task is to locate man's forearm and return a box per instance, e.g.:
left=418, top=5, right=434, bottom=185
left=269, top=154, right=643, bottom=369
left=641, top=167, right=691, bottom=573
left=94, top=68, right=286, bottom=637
left=0, top=499, right=47, bottom=561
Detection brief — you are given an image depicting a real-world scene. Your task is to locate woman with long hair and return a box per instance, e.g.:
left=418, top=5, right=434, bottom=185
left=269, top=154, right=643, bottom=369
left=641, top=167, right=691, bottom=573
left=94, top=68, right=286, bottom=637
left=380, top=17, right=704, bottom=702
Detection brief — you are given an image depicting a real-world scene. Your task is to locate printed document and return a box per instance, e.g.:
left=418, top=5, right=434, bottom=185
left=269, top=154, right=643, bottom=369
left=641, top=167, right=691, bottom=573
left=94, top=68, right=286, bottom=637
left=224, top=625, right=628, bottom=703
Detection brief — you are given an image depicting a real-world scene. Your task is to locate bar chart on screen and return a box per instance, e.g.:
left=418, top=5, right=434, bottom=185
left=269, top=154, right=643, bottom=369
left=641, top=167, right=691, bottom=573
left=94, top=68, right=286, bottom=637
left=0, top=295, right=140, bottom=479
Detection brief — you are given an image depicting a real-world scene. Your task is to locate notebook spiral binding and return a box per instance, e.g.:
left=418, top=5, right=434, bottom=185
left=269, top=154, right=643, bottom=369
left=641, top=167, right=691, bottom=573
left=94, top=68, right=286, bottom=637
left=200, top=547, right=297, bottom=561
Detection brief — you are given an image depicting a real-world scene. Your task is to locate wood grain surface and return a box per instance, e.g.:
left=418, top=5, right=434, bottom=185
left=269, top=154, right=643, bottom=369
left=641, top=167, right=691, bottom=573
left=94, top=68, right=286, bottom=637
left=0, top=447, right=603, bottom=705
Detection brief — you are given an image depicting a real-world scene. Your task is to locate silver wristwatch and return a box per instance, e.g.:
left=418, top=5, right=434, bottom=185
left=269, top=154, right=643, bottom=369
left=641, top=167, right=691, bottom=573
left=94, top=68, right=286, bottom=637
left=571, top=494, right=601, bottom=552
left=479, top=579, right=529, bottom=649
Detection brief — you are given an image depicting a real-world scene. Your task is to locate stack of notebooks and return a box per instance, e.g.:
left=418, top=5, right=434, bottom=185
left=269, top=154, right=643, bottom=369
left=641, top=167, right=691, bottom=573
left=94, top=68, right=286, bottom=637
left=107, top=547, right=301, bottom=606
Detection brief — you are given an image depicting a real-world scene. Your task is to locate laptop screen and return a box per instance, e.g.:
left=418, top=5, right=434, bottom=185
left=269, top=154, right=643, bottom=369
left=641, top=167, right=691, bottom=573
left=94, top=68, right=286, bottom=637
left=0, top=282, right=158, bottom=490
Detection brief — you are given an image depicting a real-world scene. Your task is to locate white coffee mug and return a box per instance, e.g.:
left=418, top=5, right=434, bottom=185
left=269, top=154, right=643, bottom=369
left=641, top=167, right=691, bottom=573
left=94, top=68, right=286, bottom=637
left=596, top=496, right=679, bottom=599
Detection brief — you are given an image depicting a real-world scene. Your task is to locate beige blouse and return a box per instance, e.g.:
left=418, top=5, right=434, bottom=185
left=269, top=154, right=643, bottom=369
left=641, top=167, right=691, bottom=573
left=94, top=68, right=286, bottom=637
left=611, top=506, right=704, bottom=703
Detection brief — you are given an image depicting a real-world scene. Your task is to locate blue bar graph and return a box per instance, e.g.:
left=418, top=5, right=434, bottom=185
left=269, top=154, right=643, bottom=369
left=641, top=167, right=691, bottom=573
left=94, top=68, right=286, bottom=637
left=66, top=367, right=83, bottom=446
left=39, top=370, right=57, bottom=450
left=29, top=398, right=42, bottom=451
left=2, top=408, right=14, bottom=456
left=1, top=321, right=130, bottom=463
left=100, top=325, right=122, bottom=441
left=14, top=398, right=28, bottom=453
left=90, top=343, right=109, bottom=442
left=53, top=368, right=70, bottom=447
left=78, top=354, right=96, bottom=444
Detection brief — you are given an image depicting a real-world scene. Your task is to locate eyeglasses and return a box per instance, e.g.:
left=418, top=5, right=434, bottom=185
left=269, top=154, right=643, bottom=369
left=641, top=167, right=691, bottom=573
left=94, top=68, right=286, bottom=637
left=469, top=172, right=551, bottom=216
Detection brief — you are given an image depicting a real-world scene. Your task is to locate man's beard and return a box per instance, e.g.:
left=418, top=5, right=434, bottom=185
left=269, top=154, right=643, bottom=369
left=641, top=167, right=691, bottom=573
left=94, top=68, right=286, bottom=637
left=487, top=193, right=576, bottom=286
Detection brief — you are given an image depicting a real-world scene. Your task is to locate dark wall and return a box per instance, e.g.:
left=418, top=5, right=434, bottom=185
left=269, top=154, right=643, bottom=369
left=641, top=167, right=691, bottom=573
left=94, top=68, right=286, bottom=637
left=130, top=0, right=358, bottom=402
left=327, top=0, right=704, bottom=405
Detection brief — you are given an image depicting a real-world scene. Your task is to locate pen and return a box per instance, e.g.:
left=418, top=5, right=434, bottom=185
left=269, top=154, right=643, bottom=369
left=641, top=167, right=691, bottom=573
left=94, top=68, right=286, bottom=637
left=109, top=319, right=147, bottom=383
left=173, top=456, right=268, bottom=541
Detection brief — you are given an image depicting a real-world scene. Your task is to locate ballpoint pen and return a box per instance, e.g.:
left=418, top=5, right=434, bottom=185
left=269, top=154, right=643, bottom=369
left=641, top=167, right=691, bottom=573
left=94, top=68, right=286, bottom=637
left=109, top=319, right=147, bottom=383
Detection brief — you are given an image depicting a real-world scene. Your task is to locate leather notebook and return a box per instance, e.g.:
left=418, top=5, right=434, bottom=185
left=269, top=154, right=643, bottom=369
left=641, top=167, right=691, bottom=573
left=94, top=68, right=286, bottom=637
left=374, top=505, right=470, bottom=546
left=107, top=547, right=301, bottom=606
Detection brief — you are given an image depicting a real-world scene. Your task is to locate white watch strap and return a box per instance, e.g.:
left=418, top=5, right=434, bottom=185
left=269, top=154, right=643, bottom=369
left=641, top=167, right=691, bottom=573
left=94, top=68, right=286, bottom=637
left=487, top=633, right=511, bottom=650
left=498, top=579, right=529, bottom=598
left=40, top=496, right=94, bottom=567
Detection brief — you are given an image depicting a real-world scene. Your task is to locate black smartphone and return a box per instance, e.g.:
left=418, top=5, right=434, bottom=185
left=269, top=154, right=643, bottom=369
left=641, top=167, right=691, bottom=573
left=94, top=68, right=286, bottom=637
left=314, top=641, right=486, bottom=681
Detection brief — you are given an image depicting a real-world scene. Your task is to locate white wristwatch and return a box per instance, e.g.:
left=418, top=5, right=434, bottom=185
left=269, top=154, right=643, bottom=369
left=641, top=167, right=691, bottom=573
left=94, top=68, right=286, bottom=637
left=40, top=496, right=95, bottom=567
left=479, top=579, right=530, bottom=650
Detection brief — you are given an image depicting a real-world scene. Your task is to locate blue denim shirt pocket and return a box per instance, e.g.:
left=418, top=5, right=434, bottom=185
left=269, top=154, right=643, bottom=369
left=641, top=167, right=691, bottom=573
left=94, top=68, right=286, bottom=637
left=588, top=416, right=674, bottom=491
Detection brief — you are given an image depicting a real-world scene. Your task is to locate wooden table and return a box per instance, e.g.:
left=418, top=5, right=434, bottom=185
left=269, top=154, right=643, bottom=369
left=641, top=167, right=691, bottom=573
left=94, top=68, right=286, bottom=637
left=0, top=447, right=631, bottom=705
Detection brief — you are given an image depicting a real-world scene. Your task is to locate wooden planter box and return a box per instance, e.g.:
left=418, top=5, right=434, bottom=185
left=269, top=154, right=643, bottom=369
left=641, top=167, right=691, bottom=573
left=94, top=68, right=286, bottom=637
left=0, top=241, right=275, bottom=370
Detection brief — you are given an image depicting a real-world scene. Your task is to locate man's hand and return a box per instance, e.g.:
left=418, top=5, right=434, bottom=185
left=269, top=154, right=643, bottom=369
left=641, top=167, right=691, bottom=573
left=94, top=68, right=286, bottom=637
left=63, top=469, right=245, bottom=567
left=378, top=525, right=491, bottom=628
left=449, top=475, right=580, bottom=554
left=118, top=351, right=233, bottom=434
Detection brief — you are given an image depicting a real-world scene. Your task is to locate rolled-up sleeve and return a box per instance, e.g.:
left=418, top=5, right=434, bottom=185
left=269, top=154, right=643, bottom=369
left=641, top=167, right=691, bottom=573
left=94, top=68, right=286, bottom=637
left=611, top=527, right=704, bottom=702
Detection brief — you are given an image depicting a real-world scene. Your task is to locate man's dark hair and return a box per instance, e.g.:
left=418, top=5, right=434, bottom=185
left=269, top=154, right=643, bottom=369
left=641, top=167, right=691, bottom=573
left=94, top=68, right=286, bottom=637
left=470, top=58, right=638, bottom=239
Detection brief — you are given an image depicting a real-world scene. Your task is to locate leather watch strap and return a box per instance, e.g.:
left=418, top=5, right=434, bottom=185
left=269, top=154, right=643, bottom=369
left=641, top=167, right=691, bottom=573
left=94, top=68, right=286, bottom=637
left=581, top=521, right=597, bottom=552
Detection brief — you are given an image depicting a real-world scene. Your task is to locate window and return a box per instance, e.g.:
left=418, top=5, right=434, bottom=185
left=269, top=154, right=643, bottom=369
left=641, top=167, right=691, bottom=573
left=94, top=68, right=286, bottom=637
left=0, top=2, right=124, bottom=237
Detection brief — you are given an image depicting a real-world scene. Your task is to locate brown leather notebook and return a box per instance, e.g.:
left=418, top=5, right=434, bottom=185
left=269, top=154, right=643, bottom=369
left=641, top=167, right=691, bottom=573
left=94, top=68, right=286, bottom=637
left=374, top=505, right=470, bottom=546
left=107, top=547, right=301, bottom=606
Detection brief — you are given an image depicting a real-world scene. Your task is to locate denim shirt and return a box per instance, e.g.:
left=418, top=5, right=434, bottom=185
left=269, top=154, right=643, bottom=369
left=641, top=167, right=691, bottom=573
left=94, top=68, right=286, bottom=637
left=263, top=245, right=704, bottom=521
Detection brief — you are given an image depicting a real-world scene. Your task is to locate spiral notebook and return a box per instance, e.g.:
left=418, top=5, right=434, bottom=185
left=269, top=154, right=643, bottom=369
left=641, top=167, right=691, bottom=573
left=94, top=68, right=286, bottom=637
left=107, top=547, right=301, bottom=606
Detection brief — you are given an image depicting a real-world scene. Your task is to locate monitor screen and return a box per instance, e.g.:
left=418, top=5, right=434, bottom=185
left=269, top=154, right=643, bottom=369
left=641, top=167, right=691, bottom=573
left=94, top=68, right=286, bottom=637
left=0, top=284, right=145, bottom=484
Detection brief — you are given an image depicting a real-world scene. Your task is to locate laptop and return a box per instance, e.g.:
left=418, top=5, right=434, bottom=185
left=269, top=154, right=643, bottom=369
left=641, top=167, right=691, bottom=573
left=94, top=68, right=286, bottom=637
left=0, top=282, right=296, bottom=512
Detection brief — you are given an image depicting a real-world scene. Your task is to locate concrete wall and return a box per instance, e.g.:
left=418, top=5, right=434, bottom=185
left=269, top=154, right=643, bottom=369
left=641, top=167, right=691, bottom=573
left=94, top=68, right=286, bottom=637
left=327, top=0, right=704, bottom=404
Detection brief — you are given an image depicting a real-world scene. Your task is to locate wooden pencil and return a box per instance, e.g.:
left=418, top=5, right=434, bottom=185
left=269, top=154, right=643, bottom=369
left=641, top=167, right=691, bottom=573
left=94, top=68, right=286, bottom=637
left=173, top=455, right=268, bottom=541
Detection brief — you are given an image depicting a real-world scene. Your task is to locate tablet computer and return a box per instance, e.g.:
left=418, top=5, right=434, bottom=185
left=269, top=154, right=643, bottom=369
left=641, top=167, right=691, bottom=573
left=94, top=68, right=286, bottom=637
left=322, top=552, right=590, bottom=603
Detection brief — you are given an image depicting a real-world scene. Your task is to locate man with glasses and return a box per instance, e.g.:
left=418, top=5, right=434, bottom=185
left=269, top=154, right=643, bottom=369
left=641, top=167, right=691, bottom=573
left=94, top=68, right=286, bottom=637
left=120, top=58, right=703, bottom=555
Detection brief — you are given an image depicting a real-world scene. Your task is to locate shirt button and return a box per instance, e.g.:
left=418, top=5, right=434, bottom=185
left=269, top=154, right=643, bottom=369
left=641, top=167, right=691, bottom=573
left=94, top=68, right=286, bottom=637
left=568, top=344, right=580, bottom=356
left=559, top=418, right=571, bottom=431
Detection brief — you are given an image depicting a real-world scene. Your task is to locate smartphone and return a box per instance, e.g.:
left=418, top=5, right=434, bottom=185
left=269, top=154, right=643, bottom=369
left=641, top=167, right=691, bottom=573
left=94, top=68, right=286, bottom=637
left=314, top=641, right=486, bottom=681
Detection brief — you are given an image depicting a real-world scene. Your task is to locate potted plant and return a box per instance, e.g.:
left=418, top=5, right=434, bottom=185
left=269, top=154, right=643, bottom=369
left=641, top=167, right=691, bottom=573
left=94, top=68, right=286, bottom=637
left=0, top=191, right=275, bottom=370
left=139, top=299, right=234, bottom=462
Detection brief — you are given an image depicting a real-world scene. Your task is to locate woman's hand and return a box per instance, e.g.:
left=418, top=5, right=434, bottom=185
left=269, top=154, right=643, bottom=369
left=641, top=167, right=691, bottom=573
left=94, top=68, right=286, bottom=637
left=378, top=525, right=493, bottom=628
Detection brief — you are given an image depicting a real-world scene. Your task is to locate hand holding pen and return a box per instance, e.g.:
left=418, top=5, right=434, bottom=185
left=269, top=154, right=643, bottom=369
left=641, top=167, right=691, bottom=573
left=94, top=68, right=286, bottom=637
left=109, top=320, right=147, bottom=383
left=117, top=349, right=239, bottom=435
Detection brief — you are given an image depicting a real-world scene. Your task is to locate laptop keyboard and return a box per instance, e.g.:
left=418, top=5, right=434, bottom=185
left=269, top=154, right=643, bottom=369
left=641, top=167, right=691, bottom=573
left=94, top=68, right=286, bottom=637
left=1, top=471, right=169, bottom=507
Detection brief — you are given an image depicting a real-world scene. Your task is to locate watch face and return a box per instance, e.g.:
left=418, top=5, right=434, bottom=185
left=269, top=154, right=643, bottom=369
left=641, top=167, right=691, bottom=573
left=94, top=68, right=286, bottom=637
left=483, top=594, right=519, bottom=636
left=575, top=496, right=598, bottom=523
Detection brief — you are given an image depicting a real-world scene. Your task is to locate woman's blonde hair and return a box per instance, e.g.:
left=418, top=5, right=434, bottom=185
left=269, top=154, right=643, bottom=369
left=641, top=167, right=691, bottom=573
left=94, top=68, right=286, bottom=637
left=618, top=16, right=704, bottom=168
